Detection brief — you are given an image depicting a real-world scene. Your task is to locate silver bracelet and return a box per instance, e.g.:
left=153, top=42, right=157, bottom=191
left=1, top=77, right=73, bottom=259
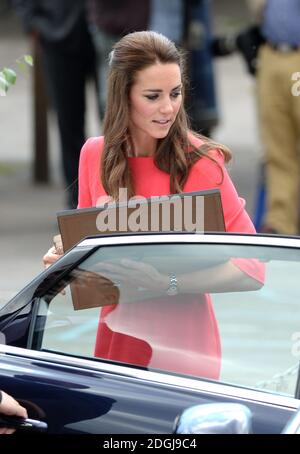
left=166, top=273, right=179, bottom=296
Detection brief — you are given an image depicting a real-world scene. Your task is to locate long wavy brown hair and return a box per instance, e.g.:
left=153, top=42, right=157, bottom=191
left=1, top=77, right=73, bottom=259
left=102, top=30, right=231, bottom=201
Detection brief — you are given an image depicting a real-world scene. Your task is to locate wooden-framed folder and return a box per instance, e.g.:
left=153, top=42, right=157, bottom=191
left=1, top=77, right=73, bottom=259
left=56, top=189, right=225, bottom=310
left=57, top=189, right=225, bottom=253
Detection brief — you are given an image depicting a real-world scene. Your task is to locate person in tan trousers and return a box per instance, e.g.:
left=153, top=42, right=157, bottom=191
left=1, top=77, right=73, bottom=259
left=249, top=0, right=300, bottom=235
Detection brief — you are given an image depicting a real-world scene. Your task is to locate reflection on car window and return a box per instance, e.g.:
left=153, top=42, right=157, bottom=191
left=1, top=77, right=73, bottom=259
left=38, top=243, right=300, bottom=398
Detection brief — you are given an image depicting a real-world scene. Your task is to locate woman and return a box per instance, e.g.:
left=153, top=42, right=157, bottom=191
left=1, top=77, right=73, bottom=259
left=44, top=31, right=263, bottom=379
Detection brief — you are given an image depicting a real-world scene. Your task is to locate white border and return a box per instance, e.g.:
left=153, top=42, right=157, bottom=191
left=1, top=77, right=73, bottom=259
left=78, top=233, right=300, bottom=249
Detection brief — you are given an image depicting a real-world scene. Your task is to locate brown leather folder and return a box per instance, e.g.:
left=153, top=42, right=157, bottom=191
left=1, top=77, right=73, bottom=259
left=57, top=189, right=225, bottom=253
left=56, top=189, right=225, bottom=310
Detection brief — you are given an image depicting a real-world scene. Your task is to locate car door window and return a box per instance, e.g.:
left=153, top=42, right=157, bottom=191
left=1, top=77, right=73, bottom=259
left=32, top=243, right=300, bottom=398
left=214, top=256, right=300, bottom=396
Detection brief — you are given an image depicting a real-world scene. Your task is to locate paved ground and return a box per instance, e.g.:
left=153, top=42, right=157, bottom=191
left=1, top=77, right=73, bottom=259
left=0, top=4, right=262, bottom=305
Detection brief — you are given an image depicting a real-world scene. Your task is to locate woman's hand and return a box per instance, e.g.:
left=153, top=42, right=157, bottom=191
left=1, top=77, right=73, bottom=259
left=42, top=246, right=63, bottom=269
left=0, top=391, right=28, bottom=435
left=93, top=259, right=169, bottom=294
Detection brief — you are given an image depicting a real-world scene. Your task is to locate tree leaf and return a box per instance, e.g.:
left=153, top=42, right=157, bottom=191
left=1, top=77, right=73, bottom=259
left=24, top=54, right=34, bottom=66
left=0, top=72, right=9, bottom=96
left=0, top=54, right=34, bottom=97
left=2, top=67, right=17, bottom=85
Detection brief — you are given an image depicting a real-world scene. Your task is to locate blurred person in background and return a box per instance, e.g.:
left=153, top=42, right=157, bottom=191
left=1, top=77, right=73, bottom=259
left=12, top=0, right=97, bottom=209
left=182, top=0, right=220, bottom=136
left=248, top=0, right=300, bottom=235
left=86, top=0, right=150, bottom=119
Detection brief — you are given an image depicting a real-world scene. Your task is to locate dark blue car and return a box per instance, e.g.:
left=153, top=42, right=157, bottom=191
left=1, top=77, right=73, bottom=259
left=0, top=233, right=299, bottom=434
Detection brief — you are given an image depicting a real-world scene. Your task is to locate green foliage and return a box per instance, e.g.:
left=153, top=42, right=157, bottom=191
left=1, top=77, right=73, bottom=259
left=2, top=67, right=17, bottom=84
left=0, top=55, right=33, bottom=96
left=0, top=68, right=15, bottom=95
left=24, top=55, right=33, bottom=66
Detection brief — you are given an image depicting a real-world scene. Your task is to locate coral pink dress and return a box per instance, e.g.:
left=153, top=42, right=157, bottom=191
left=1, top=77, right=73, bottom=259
left=78, top=136, right=263, bottom=379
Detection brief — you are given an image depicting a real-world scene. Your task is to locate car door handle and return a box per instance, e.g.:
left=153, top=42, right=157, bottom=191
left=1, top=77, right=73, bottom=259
left=0, top=415, right=48, bottom=432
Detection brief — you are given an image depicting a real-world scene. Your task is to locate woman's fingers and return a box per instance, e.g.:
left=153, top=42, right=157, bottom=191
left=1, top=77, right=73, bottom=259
left=43, top=246, right=63, bottom=268
left=0, top=392, right=28, bottom=434
left=0, top=428, right=15, bottom=434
